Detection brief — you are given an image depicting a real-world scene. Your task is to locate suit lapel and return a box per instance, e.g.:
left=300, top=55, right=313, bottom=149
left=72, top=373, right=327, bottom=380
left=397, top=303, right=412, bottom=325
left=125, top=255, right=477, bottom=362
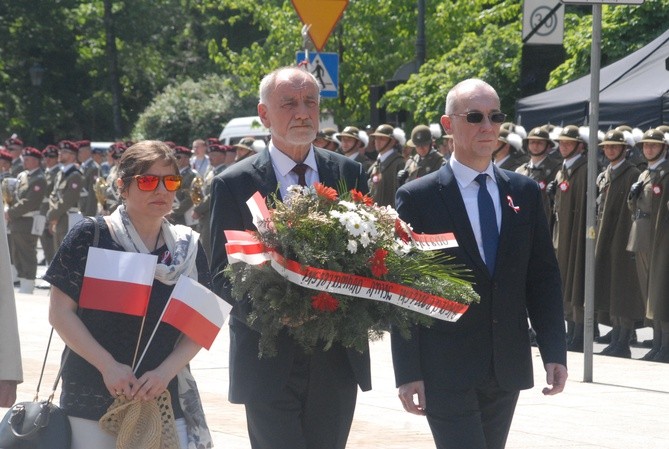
left=494, top=167, right=514, bottom=276
left=314, top=148, right=343, bottom=190
left=437, top=165, right=489, bottom=276
left=251, top=149, right=280, bottom=203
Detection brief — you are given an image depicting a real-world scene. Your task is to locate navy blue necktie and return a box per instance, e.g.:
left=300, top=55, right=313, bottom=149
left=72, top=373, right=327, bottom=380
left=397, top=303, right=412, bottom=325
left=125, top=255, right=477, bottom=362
left=475, top=174, right=498, bottom=274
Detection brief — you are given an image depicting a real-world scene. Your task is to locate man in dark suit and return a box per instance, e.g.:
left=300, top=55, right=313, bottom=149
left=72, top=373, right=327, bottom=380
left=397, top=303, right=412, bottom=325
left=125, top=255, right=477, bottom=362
left=391, top=79, right=568, bottom=449
left=209, top=66, right=370, bottom=449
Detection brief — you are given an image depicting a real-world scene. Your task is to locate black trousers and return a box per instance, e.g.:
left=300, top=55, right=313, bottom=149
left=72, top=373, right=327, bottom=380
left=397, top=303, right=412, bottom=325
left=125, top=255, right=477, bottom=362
left=244, top=346, right=358, bottom=449
left=425, top=367, right=520, bottom=449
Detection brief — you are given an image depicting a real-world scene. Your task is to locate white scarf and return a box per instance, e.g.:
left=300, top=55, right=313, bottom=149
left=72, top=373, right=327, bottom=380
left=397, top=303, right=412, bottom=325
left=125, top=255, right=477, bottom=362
left=107, top=205, right=199, bottom=285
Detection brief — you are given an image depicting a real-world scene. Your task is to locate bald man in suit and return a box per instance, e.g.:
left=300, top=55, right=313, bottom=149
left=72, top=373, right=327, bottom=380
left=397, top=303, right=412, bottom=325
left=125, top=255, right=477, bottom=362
left=391, top=79, right=567, bottom=449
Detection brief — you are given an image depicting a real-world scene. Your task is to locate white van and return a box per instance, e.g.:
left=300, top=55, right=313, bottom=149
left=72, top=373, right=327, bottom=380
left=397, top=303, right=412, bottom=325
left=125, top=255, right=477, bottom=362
left=218, top=116, right=270, bottom=145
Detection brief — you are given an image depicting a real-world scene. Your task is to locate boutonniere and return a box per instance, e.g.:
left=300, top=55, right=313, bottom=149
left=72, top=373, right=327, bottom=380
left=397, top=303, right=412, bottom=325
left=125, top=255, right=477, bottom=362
left=559, top=180, right=570, bottom=192
left=538, top=180, right=546, bottom=191
left=507, top=195, right=520, bottom=213
left=653, top=184, right=662, bottom=196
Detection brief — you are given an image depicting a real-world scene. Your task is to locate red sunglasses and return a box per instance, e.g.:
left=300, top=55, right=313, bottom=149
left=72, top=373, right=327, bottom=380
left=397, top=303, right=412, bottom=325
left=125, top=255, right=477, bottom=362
left=132, top=174, right=182, bottom=192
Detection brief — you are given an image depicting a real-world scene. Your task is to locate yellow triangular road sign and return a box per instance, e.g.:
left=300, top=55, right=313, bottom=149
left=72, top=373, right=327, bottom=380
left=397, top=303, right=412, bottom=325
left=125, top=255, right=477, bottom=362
left=291, top=0, right=349, bottom=51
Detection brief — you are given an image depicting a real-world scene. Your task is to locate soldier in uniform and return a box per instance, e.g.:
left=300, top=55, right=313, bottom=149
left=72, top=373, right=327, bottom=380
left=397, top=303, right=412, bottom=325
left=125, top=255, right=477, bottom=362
left=313, top=127, right=340, bottom=152
left=628, top=129, right=669, bottom=362
left=192, top=143, right=230, bottom=261
left=593, top=130, right=644, bottom=358
left=516, top=127, right=561, bottom=225
left=335, top=126, right=372, bottom=172
left=39, top=145, right=60, bottom=266
left=171, top=145, right=198, bottom=227
left=103, top=142, right=126, bottom=213
left=76, top=140, right=101, bottom=217
left=232, top=137, right=261, bottom=163
left=46, top=140, right=83, bottom=252
left=551, top=125, right=589, bottom=352
left=5, top=147, right=47, bottom=294
left=0, top=149, right=12, bottom=179
left=5, top=137, right=24, bottom=177
left=367, top=124, right=405, bottom=207
left=398, top=124, right=443, bottom=186
left=493, top=129, right=527, bottom=171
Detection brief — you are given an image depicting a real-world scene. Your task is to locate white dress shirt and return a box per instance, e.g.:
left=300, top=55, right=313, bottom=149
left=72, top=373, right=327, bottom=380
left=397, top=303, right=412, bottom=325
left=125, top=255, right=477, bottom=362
left=269, top=141, right=320, bottom=199
left=449, top=157, right=502, bottom=263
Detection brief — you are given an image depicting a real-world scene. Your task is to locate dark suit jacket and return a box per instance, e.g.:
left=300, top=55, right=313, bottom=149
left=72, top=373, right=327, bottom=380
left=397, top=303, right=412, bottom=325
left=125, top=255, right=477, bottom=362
left=210, top=147, right=371, bottom=403
left=391, top=163, right=566, bottom=392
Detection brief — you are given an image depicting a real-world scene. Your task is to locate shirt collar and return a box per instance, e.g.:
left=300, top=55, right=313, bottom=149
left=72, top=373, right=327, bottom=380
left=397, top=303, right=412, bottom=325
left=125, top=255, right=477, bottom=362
left=269, top=141, right=318, bottom=177
left=449, top=156, right=496, bottom=189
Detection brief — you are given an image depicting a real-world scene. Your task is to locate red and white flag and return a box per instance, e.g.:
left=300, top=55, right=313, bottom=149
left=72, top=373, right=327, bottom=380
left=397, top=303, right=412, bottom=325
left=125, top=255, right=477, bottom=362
left=79, top=247, right=157, bottom=316
left=161, top=275, right=231, bottom=349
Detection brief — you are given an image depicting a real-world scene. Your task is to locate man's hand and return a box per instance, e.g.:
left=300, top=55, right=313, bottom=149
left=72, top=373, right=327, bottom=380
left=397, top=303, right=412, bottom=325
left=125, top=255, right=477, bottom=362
left=542, top=363, right=568, bottom=396
left=398, top=380, right=426, bottom=415
left=0, top=380, right=18, bottom=407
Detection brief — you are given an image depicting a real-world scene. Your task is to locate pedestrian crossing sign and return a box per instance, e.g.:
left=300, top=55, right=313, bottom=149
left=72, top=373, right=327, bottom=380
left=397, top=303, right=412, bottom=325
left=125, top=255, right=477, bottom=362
left=296, top=52, right=339, bottom=98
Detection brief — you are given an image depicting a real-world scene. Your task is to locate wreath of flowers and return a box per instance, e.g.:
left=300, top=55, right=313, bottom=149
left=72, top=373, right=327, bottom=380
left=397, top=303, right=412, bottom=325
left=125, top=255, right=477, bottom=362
left=225, top=183, right=479, bottom=357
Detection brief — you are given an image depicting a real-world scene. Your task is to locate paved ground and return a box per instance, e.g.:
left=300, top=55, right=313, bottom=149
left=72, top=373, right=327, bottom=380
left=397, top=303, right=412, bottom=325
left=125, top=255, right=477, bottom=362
left=5, top=285, right=669, bottom=449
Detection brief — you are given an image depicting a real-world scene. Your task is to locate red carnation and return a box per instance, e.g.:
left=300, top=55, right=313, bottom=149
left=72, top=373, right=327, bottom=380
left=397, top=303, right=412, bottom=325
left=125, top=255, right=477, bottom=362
left=311, top=292, right=340, bottom=312
left=369, top=248, right=389, bottom=278
left=314, top=182, right=338, bottom=201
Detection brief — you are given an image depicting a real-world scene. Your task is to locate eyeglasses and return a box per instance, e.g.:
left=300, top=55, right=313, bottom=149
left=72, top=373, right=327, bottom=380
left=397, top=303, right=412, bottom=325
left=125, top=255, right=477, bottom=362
left=132, top=174, right=182, bottom=192
left=451, top=111, right=506, bottom=124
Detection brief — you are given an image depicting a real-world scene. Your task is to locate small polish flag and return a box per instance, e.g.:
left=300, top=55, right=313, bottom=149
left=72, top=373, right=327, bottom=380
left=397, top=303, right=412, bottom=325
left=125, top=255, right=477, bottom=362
left=80, top=247, right=157, bottom=316
left=246, top=192, right=272, bottom=232
left=161, top=275, right=231, bottom=349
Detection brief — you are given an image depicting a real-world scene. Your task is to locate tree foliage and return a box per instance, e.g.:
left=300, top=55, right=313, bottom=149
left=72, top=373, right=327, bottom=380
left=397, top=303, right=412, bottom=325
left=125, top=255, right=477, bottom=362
left=1, top=0, right=667, bottom=145
left=132, top=74, right=257, bottom=144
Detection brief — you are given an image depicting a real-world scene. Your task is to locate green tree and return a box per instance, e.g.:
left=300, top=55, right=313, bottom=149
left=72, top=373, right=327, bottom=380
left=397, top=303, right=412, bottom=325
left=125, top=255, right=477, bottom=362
left=548, top=1, right=669, bottom=89
left=132, top=74, right=257, bottom=144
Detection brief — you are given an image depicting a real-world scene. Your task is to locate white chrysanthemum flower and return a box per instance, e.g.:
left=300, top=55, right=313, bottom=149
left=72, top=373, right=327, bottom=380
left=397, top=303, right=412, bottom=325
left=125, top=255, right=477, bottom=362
left=359, top=233, right=371, bottom=248
left=381, top=205, right=399, bottom=219
left=357, top=208, right=377, bottom=222
left=344, top=213, right=364, bottom=237
left=339, top=200, right=357, bottom=211
left=347, top=239, right=358, bottom=254
left=392, top=240, right=412, bottom=256
left=329, top=210, right=342, bottom=220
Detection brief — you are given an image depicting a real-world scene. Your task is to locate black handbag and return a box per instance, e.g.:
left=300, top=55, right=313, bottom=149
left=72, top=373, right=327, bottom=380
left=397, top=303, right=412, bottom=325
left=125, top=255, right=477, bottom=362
left=0, top=329, right=72, bottom=449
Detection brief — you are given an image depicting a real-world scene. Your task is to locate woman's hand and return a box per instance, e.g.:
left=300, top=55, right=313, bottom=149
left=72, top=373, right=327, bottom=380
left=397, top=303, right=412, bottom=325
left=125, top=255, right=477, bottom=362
left=101, top=361, right=139, bottom=399
left=132, top=367, right=172, bottom=401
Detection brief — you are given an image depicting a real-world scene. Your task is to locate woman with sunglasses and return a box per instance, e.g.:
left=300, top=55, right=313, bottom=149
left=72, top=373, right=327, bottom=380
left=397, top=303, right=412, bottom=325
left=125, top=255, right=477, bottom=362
left=44, top=140, right=213, bottom=449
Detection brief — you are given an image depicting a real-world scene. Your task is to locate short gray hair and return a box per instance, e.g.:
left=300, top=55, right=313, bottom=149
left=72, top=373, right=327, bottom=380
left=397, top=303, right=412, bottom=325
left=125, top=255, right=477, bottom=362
left=258, top=66, right=320, bottom=105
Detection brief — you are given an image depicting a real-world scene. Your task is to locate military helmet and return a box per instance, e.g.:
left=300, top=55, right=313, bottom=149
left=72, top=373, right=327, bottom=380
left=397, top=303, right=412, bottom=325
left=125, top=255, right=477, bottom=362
left=655, top=125, right=669, bottom=134
left=598, top=129, right=627, bottom=147
left=553, top=125, right=585, bottom=143
left=498, top=129, right=523, bottom=152
left=525, top=126, right=551, bottom=141
left=410, top=125, right=432, bottom=146
left=336, top=126, right=362, bottom=142
left=370, top=124, right=395, bottom=139
left=638, top=129, right=667, bottom=144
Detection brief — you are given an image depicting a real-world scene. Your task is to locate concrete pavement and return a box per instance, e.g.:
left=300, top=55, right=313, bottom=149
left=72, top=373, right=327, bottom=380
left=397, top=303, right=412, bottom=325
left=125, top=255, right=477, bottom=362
left=5, top=287, right=669, bottom=449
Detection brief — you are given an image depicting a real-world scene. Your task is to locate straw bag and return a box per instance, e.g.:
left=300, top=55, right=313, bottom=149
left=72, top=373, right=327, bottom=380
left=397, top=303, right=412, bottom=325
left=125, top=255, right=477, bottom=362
left=99, top=390, right=180, bottom=449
